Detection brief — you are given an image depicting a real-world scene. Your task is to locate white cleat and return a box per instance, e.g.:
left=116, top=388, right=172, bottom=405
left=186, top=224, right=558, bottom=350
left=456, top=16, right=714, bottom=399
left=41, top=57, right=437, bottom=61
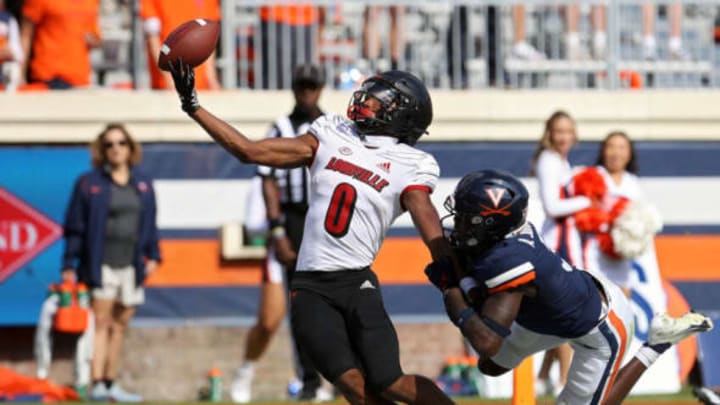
left=107, top=383, right=143, bottom=403
left=89, top=382, right=109, bottom=402
left=648, top=312, right=714, bottom=345
left=694, top=386, right=720, bottom=405
left=312, top=387, right=335, bottom=403
left=230, top=366, right=253, bottom=403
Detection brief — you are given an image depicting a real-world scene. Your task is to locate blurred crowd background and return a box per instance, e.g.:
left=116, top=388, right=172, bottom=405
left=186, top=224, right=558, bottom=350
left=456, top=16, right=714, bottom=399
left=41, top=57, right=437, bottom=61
left=1, top=0, right=720, bottom=92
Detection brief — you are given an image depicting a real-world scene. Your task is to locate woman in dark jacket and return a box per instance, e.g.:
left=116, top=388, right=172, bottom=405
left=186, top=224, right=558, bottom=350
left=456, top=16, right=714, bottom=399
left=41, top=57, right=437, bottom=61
left=62, top=123, right=160, bottom=402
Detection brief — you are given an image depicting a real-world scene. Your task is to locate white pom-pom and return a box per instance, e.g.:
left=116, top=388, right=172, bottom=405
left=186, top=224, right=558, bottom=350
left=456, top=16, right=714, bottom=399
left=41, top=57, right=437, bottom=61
left=610, top=201, right=663, bottom=259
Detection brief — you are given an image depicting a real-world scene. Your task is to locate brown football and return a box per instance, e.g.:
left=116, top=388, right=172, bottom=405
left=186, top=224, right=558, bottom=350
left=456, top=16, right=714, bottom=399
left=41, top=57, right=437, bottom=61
left=158, top=19, right=219, bottom=71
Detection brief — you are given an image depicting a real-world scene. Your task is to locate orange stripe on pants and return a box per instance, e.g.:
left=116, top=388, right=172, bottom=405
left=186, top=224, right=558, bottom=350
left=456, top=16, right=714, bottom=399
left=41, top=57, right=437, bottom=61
left=601, top=310, right=628, bottom=403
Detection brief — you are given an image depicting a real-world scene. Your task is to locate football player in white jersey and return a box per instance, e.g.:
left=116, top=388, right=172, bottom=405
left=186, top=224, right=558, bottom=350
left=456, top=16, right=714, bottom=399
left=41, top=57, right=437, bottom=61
left=169, top=62, right=455, bottom=405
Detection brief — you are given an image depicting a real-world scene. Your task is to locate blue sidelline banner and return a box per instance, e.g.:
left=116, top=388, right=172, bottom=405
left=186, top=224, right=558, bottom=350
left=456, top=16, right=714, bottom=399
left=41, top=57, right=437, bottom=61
left=0, top=147, right=89, bottom=325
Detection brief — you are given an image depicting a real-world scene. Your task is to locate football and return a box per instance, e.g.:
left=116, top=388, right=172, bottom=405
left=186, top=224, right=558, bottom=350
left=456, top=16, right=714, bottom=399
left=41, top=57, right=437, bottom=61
left=157, top=19, right=220, bottom=72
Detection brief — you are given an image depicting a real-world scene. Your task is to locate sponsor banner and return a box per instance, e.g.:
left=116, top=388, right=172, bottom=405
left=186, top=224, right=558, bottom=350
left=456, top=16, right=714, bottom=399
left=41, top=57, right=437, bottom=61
left=0, top=148, right=89, bottom=325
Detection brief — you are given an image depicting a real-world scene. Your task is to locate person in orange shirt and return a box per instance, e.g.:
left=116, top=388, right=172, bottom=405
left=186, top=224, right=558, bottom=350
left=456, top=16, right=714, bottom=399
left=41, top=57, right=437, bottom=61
left=140, top=0, right=221, bottom=90
left=20, top=0, right=100, bottom=89
left=259, top=5, right=321, bottom=89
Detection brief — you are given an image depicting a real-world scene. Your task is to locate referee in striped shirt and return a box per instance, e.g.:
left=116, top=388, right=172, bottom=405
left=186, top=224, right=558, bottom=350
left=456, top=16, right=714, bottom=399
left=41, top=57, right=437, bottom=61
left=231, top=64, right=328, bottom=403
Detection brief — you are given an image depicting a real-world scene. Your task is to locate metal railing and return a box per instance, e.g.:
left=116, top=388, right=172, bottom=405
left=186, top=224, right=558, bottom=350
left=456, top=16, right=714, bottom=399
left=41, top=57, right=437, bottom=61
left=498, top=1, right=719, bottom=89
left=102, top=0, right=720, bottom=90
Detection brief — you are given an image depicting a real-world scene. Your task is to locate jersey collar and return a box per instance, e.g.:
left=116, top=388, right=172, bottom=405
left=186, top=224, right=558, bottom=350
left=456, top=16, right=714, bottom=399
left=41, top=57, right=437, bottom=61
left=362, top=135, right=400, bottom=148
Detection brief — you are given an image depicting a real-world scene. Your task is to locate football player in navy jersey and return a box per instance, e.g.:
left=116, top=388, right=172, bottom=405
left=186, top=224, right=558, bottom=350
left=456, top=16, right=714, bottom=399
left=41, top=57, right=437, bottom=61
left=426, top=169, right=713, bottom=405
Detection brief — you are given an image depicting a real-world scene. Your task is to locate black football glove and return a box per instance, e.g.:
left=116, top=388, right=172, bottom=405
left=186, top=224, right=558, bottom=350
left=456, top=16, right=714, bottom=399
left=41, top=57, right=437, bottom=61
left=168, top=59, right=199, bottom=114
left=424, top=255, right=458, bottom=291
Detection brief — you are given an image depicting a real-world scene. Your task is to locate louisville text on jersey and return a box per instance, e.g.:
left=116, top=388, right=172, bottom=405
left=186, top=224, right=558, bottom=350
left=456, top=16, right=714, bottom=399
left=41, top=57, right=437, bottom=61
left=325, top=157, right=390, bottom=193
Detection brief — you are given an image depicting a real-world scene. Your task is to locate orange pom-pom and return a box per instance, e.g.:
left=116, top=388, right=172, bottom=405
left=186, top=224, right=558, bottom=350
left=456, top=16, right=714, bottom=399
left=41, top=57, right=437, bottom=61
left=574, top=206, right=610, bottom=233
left=597, top=232, right=621, bottom=259
left=608, top=197, right=630, bottom=222
left=572, top=167, right=607, bottom=202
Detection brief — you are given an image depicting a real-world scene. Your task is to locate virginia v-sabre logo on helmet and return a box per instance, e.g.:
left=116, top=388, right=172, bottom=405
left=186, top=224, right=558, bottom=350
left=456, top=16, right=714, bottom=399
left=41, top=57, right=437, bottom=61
left=347, top=70, right=433, bottom=146
left=445, top=170, right=529, bottom=252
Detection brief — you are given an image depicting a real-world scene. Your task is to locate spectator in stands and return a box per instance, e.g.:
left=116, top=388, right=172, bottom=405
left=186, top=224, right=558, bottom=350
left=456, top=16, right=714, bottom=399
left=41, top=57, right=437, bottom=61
left=62, top=123, right=161, bottom=403
left=515, top=4, right=605, bottom=61
left=565, top=4, right=606, bottom=60
left=530, top=111, right=589, bottom=396
left=20, top=0, right=101, bottom=89
left=231, top=64, right=328, bottom=403
left=362, top=6, right=405, bottom=72
left=511, top=5, right=545, bottom=61
left=259, top=5, right=321, bottom=89
left=567, top=2, right=685, bottom=60
left=140, top=0, right=221, bottom=90
left=0, top=0, right=22, bottom=91
left=584, top=131, right=642, bottom=297
left=642, top=2, right=686, bottom=60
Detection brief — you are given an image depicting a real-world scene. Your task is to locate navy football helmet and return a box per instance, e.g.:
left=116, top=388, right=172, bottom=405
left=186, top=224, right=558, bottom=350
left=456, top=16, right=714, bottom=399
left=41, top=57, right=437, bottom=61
left=347, top=70, right=432, bottom=145
left=445, top=169, right=529, bottom=252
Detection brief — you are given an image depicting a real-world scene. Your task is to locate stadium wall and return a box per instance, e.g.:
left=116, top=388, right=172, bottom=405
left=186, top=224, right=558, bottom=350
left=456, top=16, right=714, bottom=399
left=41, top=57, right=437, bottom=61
left=0, top=323, right=464, bottom=401
left=2, top=90, right=720, bottom=142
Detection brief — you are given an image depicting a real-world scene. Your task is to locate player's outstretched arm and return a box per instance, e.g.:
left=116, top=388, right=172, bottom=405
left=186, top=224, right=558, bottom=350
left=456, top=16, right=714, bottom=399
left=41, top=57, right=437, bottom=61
left=169, top=60, right=316, bottom=168
left=403, top=189, right=451, bottom=262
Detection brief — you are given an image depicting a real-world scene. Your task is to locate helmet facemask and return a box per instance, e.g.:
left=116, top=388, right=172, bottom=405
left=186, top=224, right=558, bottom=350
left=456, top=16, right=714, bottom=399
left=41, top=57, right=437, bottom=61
left=444, top=195, right=497, bottom=252
left=347, top=78, right=417, bottom=143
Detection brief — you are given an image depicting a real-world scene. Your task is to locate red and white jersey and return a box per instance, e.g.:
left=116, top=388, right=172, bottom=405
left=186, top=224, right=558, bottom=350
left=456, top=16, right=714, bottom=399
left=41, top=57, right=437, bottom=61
left=296, top=114, right=439, bottom=272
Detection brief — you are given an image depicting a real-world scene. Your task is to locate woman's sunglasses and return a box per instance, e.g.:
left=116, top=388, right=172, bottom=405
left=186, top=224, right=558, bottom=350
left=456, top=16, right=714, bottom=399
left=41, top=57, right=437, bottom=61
left=104, top=140, right=128, bottom=149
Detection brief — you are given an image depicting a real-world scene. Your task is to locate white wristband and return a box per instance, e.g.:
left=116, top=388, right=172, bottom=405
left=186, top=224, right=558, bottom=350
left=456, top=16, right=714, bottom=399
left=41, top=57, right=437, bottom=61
left=635, top=345, right=662, bottom=368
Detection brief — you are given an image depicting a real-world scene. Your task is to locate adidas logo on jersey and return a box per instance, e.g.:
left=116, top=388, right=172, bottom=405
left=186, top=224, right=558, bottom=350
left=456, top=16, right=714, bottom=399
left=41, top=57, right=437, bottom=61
left=360, top=280, right=376, bottom=290
left=376, top=162, right=391, bottom=173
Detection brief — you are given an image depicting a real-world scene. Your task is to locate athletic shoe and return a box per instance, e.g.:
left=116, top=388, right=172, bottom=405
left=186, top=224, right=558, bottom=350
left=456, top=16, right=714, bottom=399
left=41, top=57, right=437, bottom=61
left=298, top=386, right=333, bottom=402
left=565, top=33, right=590, bottom=61
left=512, top=41, right=546, bottom=61
left=108, top=383, right=143, bottom=403
left=648, top=312, right=714, bottom=345
left=592, top=32, right=607, bottom=60
left=89, top=383, right=109, bottom=402
left=642, top=37, right=657, bottom=60
left=230, top=366, right=253, bottom=403
left=694, top=386, right=720, bottom=405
